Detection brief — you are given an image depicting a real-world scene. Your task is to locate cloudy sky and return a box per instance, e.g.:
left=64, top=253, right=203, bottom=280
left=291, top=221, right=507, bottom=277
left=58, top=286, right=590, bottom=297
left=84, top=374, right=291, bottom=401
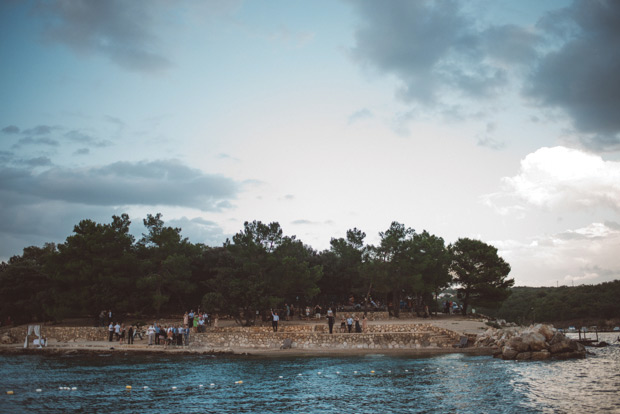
left=2, top=0, right=620, bottom=287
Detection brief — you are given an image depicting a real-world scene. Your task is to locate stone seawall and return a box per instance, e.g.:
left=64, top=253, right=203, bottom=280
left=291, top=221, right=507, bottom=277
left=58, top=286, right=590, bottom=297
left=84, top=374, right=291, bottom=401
left=190, top=324, right=461, bottom=350
left=2, top=326, right=106, bottom=343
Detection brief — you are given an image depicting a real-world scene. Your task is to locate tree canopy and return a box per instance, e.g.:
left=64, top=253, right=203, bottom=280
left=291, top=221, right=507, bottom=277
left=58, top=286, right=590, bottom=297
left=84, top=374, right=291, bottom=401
left=0, top=214, right=520, bottom=325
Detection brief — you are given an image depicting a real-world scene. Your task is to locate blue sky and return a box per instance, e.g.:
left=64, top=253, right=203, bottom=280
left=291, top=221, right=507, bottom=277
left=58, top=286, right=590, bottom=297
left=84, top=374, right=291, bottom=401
left=2, top=0, right=620, bottom=287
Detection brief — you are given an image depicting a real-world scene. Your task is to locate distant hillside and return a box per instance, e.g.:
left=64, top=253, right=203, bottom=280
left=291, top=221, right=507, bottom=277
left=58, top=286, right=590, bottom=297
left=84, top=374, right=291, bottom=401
left=476, top=280, right=620, bottom=328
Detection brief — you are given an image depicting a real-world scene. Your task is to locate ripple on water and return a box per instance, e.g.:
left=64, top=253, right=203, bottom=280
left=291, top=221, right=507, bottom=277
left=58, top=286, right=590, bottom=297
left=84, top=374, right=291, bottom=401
left=1, top=339, right=619, bottom=414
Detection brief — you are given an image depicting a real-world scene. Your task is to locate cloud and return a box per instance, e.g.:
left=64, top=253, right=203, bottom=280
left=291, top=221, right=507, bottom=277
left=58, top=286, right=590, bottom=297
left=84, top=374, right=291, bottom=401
left=74, top=148, right=90, bottom=156
left=65, top=130, right=113, bottom=147
left=349, top=1, right=539, bottom=106
left=33, top=0, right=172, bottom=73
left=22, top=125, right=54, bottom=135
left=484, top=146, right=620, bottom=214
left=167, top=216, right=228, bottom=247
left=348, top=108, right=373, bottom=125
left=14, top=136, right=60, bottom=147
left=2, top=125, right=19, bottom=134
left=0, top=159, right=240, bottom=210
left=495, top=222, right=620, bottom=286
left=526, top=0, right=620, bottom=150
left=23, top=156, right=53, bottom=167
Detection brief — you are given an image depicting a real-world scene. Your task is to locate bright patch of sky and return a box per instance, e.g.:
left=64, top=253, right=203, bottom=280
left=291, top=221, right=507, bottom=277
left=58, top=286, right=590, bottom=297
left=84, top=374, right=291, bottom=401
left=2, top=0, right=620, bottom=287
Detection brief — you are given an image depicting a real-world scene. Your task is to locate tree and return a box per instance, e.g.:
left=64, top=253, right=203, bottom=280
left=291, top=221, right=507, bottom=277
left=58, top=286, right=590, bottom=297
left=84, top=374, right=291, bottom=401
left=202, top=221, right=321, bottom=325
left=0, top=244, right=56, bottom=324
left=368, top=222, right=417, bottom=317
left=449, top=238, right=513, bottom=315
left=137, top=213, right=199, bottom=315
left=318, top=228, right=367, bottom=306
left=47, top=214, right=140, bottom=320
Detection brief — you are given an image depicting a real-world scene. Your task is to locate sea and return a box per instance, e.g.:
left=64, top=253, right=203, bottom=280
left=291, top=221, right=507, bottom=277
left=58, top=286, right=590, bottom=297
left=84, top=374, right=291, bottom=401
left=1, top=333, right=619, bottom=413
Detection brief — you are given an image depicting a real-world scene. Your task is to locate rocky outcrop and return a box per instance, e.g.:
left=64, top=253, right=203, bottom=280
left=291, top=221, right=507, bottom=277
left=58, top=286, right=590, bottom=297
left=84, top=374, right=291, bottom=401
left=475, top=323, right=585, bottom=361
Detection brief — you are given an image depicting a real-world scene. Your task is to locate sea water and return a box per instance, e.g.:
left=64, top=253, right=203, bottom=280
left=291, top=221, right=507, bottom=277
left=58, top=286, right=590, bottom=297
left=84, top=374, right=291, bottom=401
left=1, top=333, right=619, bottom=413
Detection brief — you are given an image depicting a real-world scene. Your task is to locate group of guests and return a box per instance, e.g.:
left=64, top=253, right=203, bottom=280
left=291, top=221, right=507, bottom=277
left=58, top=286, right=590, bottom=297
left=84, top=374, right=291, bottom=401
left=146, top=323, right=190, bottom=347
left=108, top=322, right=141, bottom=344
left=183, top=309, right=218, bottom=332
left=321, top=308, right=369, bottom=334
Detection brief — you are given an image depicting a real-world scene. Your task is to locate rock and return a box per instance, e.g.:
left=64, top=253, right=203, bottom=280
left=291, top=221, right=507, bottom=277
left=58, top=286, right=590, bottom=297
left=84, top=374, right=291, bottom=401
left=549, top=340, right=573, bottom=354
left=521, top=332, right=547, bottom=352
left=502, top=346, right=519, bottom=360
left=536, top=324, right=556, bottom=341
left=531, top=350, right=551, bottom=360
left=1, top=334, right=16, bottom=344
left=515, top=352, right=532, bottom=361
left=507, top=336, right=529, bottom=352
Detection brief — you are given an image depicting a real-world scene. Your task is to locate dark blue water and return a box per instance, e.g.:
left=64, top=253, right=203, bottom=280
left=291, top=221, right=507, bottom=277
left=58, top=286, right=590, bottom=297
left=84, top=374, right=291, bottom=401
left=2, top=335, right=619, bottom=413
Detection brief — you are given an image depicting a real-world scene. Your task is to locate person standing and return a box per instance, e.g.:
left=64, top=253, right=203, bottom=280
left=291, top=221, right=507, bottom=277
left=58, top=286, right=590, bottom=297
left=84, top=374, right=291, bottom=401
left=327, top=308, right=335, bottom=334
left=128, top=325, right=134, bottom=345
left=354, top=315, right=361, bottom=333
left=346, top=315, right=353, bottom=333
left=147, top=325, right=155, bottom=345
left=362, top=314, right=368, bottom=332
left=271, top=310, right=279, bottom=332
left=114, top=322, right=121, bottom=340
left=108, top=322, right=114, bottom=342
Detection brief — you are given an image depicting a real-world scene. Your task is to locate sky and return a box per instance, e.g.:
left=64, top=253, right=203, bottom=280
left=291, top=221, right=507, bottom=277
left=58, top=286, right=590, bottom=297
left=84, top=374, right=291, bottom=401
left=1, top=0, right=620, bottom=287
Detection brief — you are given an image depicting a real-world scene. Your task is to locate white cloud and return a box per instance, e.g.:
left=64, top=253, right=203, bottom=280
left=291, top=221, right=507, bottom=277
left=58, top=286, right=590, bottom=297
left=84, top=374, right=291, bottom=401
left=484, top=146, right=620, bottom=215
left=494, top=221, right=620, bottom=286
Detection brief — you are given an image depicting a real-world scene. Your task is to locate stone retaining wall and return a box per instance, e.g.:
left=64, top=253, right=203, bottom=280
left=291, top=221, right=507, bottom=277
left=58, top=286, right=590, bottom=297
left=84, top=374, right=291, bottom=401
left=2, top=326, right=106, bottom=343
left=190, top=325, right=461, bottom=350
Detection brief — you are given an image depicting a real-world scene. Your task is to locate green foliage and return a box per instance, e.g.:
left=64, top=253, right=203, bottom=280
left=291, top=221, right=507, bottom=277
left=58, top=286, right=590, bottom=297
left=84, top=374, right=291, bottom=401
left=449, top=238, right=514, bottom=315
left=478, top=281, right=620, bottom=324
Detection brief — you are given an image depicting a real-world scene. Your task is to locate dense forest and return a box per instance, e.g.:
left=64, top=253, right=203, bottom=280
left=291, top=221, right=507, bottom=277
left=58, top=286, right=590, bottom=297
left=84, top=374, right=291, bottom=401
left=476, top=282, right=620, bottom=327
left=1, top=213, right=514, bottom=325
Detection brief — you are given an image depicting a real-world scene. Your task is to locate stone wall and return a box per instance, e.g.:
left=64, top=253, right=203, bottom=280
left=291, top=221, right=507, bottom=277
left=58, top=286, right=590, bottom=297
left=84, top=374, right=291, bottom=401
left=190, top=324, right=461, bottom=350
left=2, top=326, right=107, bottom=343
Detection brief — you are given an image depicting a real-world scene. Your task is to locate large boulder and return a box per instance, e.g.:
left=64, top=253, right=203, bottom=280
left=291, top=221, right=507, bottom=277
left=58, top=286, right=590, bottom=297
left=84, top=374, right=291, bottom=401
left=506, top=336, right=529, bottom=352
left=531, top=350, right=551, bottom=360
left=502, top=346, right=519, bottom=360
left=1, top=333, right=16, bottom=344
left=521, top=332, right=547, bottom=352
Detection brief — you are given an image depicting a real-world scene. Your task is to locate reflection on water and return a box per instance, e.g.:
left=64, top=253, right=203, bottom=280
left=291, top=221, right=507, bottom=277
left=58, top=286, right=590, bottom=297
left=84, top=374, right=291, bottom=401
left=1, top=334, right=618, bottom=413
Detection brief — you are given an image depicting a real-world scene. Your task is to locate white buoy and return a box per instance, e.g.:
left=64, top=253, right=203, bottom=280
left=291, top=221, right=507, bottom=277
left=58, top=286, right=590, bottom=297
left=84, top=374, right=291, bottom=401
left=171, top=386, right=177, bottom=390
left=317, top=372, right=322, bottom=375
left=388, top=370, right=391, bottom=373
left=143, top=386, right=149, bottom=389
left=210, top=383, right=215, bottom=387
left=36, top=389, right=42, bottom=393
left=354, top=371, right=358, bottom=374
left=336, top=371, right=340, bottom=374
left=278, top=376, right=283, bottom=379
left=71, top=387, right=77, bottom=391
left=297, top=373, right=302, bottom=376
left=199, top=384, right=204, bottom=388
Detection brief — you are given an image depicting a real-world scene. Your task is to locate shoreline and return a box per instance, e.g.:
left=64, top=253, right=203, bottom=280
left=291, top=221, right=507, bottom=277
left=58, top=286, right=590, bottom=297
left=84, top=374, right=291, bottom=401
left=0, top=343, right=496, bottom=358
left=1, top=315, right=495, bottom=358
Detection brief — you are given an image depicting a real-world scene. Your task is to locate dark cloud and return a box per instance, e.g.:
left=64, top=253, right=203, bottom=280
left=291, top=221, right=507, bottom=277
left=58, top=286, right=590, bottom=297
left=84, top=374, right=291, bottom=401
left=22, top=125, right=53, bottom=135
left=0, top=159, right=239, bottom=210
left=349, top=1, right=538, bottom=106
left=23, top=156, right=53, bottom=167
left=33, top=0, right=171, bottom=73
left=14, top=136, right=60, bottom=147
left=526, top=0, right=620, bottom=151
left=2, top=125, right=19, bottom=134
left=65, top=130, right=112, bottom=147
left=73, top=148, right=90, bottom=156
